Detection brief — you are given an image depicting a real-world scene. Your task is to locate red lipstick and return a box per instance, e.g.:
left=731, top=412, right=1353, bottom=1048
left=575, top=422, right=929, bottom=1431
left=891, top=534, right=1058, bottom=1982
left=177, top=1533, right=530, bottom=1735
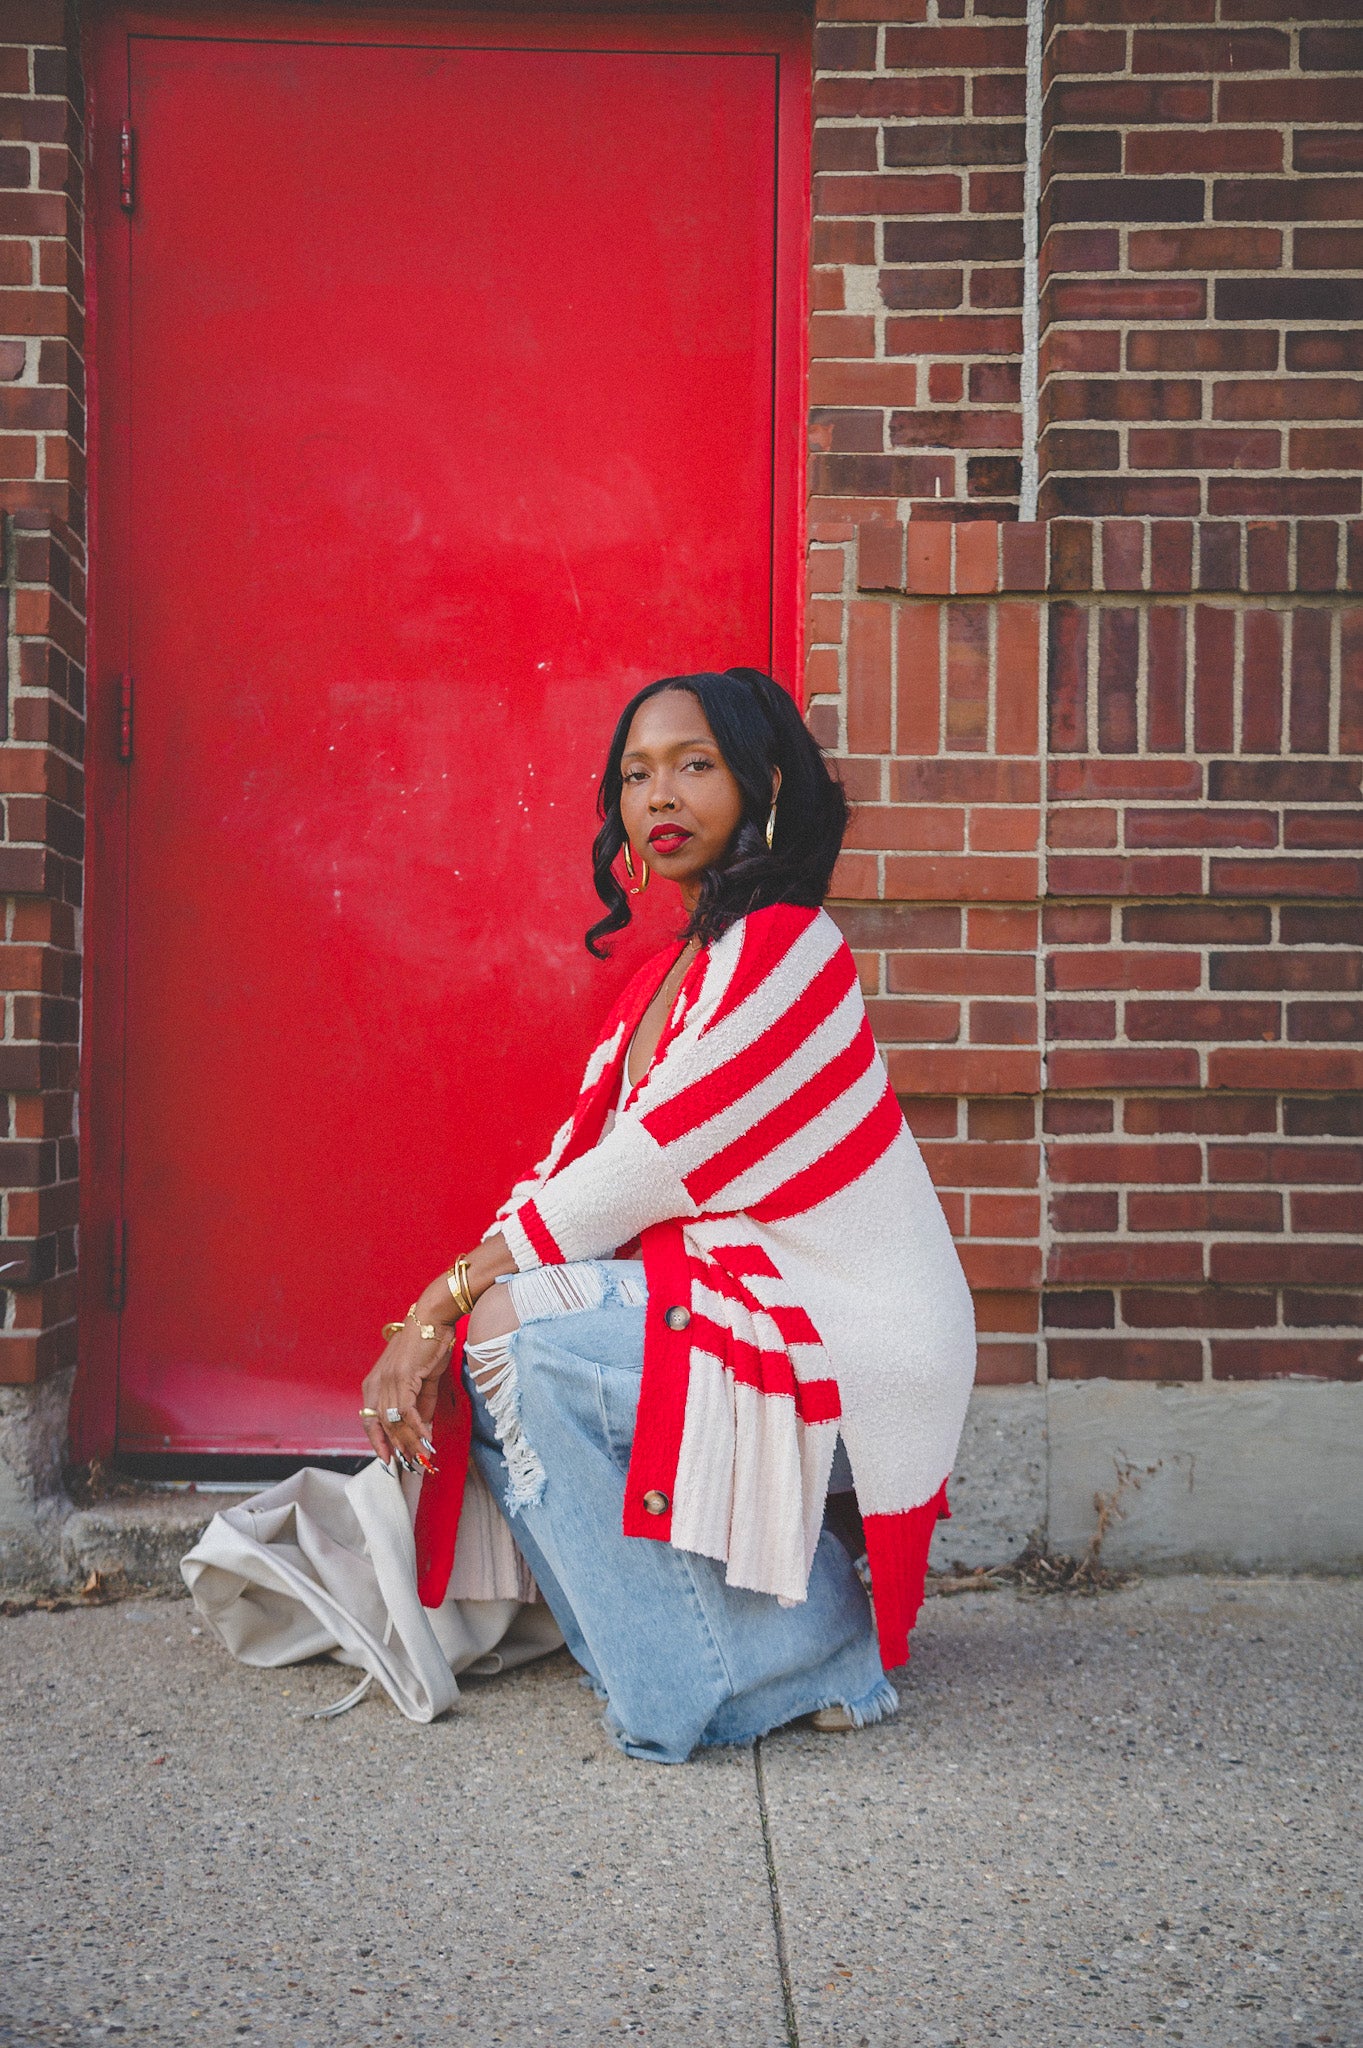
left=648, top=825, right=692, bottom=855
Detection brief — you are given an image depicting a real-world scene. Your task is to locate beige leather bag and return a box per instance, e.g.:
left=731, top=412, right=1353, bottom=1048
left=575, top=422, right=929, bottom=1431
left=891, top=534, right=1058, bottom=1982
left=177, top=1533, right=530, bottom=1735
left=181, top=1454, right=562, bottom=1722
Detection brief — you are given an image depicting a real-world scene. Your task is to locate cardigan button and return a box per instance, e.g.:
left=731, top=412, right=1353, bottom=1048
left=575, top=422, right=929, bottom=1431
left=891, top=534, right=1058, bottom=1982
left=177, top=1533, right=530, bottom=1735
left=642, top=1489, right=670, bottom=1515
left=664, top=1306, right=691, bottom=1332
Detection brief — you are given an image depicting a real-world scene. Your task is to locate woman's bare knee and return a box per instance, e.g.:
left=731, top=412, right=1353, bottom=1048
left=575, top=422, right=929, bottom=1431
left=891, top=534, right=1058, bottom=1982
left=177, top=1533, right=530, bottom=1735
left=467, top=1283, right=520, bottom=1347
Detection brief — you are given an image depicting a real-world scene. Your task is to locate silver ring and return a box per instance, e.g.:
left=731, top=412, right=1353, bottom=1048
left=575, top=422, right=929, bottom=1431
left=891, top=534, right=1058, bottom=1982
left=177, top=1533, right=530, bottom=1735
left=383, top=1406, right=402, bottom=1425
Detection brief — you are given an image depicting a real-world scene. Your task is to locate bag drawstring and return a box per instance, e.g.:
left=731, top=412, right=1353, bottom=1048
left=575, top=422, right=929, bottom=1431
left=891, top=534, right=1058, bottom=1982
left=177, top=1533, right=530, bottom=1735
left=306, top=1612, right=393, bottom=1719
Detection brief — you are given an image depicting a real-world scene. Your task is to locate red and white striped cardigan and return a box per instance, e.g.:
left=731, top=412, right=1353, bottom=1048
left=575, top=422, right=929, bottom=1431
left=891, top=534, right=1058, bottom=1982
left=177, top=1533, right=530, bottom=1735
left=418, top=903, right=975, bottom=1670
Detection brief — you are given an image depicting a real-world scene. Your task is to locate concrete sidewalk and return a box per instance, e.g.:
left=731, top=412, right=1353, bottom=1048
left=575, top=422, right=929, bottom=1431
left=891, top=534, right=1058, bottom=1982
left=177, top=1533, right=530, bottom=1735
left=1, top=1575, right=1358, bottom=2048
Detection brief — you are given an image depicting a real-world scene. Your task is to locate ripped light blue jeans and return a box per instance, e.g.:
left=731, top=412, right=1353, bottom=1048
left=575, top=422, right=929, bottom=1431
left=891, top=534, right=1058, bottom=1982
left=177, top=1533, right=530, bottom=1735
left=464, top=1259, right=896, bottom=1764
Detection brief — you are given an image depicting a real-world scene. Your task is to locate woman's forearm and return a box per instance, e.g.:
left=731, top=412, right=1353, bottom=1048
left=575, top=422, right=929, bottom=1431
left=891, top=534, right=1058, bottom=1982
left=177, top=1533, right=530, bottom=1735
left=412, top=1232, right=518, bottom=1330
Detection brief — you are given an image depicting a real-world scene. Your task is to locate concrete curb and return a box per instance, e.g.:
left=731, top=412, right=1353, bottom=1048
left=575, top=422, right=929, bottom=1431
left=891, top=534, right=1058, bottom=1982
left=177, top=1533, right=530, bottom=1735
left=57, top=1490, right=253, bottom=1594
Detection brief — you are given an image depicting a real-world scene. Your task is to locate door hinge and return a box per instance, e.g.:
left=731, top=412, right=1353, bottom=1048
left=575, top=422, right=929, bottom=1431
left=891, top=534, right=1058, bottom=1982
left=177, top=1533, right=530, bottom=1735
left=119, top=123, right=134, bottom=212
left=118, top=672, right=133, bottom=763
left=108, top=1218, right=127, bottom=1311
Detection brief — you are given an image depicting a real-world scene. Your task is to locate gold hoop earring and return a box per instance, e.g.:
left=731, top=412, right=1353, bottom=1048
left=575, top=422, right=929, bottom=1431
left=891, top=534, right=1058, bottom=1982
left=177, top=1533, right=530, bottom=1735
left=765, top=801, right=778, bottom=851
left=622, top=841, right=650, bottom=894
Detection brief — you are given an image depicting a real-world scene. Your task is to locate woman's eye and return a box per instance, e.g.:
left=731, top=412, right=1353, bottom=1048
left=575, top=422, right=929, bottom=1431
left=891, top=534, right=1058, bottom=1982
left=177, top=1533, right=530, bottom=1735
left=683, top=757, right=713, bottom=773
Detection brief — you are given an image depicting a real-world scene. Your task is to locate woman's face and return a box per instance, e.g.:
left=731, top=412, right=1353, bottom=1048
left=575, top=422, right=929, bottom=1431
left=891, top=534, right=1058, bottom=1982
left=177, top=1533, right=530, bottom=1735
left=618, top=690, right=747, bottom=897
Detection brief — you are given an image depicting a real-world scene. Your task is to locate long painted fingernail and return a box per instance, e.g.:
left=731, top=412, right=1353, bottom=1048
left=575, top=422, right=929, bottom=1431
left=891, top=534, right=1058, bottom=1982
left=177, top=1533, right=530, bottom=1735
left=420, top=1438, right=436, bottom=1456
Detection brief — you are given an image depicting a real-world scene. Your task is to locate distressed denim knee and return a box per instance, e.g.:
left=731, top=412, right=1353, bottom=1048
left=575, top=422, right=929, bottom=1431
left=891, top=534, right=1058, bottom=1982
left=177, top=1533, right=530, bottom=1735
left=465, top=1261, right=647, bottom=1510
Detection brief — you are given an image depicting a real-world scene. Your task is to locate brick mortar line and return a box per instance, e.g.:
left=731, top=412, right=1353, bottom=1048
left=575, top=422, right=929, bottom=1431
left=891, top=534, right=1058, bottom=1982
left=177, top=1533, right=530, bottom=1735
left=865, top=591, right=1362, bottom=607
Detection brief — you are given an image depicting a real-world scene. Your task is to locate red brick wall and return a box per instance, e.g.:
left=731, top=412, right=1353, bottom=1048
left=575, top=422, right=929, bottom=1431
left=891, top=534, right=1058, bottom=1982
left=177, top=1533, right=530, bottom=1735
left=1043, top=591, right=1362, bottom=1380
left=811, top=0, right=1030, bottom=523
left=1040, top=0, right=1363, bottom=545
left=1034, top=0, right=1362, bottom=1381
left=0, top=0, right=84, bottom=1388
left=812, top=0, right=1363, bottom=1392
left=819, top=519, right=1363, bottom=1387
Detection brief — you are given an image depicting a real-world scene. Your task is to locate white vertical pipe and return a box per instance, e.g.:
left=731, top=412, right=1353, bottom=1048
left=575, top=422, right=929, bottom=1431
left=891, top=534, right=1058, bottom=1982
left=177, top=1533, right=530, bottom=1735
left=1020, top=0, right=1044, bottom=522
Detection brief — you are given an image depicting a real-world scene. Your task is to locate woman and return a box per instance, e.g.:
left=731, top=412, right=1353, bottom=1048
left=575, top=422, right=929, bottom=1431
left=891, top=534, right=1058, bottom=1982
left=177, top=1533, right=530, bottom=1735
left=361, top=668, right=975, bottom=1763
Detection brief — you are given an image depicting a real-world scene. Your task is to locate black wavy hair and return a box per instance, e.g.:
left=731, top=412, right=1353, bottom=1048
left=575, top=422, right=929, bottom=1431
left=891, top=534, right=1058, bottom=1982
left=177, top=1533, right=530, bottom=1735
left=586, top=668, right=849, bottom=959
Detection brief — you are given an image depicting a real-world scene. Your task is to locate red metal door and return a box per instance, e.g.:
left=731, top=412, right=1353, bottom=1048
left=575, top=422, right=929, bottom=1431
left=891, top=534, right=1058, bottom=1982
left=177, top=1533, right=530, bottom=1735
left=78, top=7, right=808, bottom=1458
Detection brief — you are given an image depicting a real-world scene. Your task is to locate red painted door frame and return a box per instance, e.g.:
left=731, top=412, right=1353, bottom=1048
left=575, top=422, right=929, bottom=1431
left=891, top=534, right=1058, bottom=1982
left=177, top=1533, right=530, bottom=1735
left=74, top=1, right=810, bottom=1462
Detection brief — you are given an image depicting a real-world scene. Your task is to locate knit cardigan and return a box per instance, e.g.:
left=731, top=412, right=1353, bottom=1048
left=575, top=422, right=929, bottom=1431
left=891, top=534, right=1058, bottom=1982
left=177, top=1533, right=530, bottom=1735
left=416, top=902, right=976, bottom=1670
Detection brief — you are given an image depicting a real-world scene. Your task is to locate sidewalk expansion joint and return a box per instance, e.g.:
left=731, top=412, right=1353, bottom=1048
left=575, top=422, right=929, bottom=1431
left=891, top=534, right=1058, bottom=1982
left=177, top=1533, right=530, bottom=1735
left=754, top=1735, right=801, bottom=2048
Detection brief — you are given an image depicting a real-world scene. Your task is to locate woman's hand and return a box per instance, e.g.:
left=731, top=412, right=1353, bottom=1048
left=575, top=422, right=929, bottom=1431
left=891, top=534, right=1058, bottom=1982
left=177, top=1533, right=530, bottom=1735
left=360, top=1235, right=518, bottom=1472
left=360, top=1322, right=454, bottom=1473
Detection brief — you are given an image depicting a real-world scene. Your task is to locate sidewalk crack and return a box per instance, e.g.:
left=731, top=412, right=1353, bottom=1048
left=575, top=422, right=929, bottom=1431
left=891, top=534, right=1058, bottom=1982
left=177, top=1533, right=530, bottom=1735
left=754, top=1735, right=801, bottom=2048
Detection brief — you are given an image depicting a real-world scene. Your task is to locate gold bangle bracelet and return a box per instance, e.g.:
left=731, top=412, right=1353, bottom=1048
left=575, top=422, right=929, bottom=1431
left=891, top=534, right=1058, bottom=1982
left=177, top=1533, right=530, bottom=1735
left=445, top=1256, right=474, bottom=1319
